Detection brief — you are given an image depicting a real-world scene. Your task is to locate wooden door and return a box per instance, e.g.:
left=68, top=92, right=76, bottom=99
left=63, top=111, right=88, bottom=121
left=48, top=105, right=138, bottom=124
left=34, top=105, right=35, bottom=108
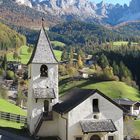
left=90, top=135, right=101, bottom=140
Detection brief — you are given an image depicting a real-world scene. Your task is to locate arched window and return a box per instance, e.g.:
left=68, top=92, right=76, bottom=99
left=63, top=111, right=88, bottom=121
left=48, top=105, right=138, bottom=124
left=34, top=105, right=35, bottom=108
left=92, top=99, right=99, bottom=112
left=40, top=64, right=48, bottom=77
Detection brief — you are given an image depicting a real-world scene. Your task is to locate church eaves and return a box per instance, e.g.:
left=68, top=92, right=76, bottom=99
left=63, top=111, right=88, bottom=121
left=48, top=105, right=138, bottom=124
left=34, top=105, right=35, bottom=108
left=27, top=26, right=58, bottom=65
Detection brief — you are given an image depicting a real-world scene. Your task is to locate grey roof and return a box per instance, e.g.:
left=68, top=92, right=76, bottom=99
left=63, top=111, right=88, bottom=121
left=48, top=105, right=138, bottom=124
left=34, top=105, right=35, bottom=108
left=28, top=27, right=58, bottom=64
left=33, top=88, right=55, bottom=99
left=40, top=137, right=61, bottom=140
left=80, top=119, right=117, bottom=133
left=53, top=88, right=124, bottom=114
left=113, top=98, right=140, bottom=106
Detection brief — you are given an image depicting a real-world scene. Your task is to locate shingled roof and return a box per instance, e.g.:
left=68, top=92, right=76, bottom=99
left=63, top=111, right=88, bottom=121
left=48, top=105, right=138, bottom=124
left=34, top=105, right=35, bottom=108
left=33, top=88, right=55, bottom=99
left=27, top=26, right=58, bottom=65
left=53, top=88, right=124, bottom=114
left=113, top=98, right=140, bottom=106
left=80, top=119, right=117, bottom=133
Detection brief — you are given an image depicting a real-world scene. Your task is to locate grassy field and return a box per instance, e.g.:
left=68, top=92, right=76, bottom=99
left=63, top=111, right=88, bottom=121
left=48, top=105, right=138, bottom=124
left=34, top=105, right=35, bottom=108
left=83, top=81, right=140, bottom=101
left=54, top=50, right=62, bottom=61
left=113, top=41, right=138, bottom=46
left=51, top=41, right=65, bottom=47
left=7, top=46, right=62, bottom=64
left=133, top=120, right=140, bottom=133
left=0, top=119, right=24, bottom=129
left=0, top=99, right=26, bottom=116
left=59, top=80, right=140, bottom=101
left=0, top=99, right=26, bottom=129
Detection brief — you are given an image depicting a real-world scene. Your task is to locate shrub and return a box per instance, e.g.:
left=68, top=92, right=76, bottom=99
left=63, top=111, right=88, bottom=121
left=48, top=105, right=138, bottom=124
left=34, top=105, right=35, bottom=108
left=6, top=70, right=15, bottom=80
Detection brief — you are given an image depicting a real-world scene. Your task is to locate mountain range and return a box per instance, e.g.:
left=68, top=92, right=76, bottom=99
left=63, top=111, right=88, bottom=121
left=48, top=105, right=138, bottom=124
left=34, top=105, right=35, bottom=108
left=13, top=0, right=140, bottom=24
left=1, top=0, right=140, bottom=28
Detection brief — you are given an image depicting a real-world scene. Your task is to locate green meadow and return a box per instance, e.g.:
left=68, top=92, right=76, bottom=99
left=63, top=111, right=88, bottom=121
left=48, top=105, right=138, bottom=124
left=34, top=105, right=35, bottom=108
left=7, top=46, right=62, bottom=64
left=113, top=41, right=138, bottom=46
left=60, top=80, right=140, bottom=101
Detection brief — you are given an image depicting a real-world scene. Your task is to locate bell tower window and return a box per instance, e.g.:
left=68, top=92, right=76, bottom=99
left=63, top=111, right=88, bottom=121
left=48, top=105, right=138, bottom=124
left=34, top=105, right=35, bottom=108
left=40, top=64, right=48, bottom=77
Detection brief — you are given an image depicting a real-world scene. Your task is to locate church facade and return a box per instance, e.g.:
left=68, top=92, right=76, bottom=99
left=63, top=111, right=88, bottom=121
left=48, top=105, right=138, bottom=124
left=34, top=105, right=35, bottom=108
left=27, top=24, right=124, bottom=140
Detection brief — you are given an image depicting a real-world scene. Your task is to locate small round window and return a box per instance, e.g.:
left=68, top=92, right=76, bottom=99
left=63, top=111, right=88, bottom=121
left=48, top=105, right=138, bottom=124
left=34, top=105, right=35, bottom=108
left=40, top=64, right=48, bottom=77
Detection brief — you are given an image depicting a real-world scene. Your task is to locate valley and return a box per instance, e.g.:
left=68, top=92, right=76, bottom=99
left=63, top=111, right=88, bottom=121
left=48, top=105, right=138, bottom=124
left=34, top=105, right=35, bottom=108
left=1, top=0, right=140, bottom=138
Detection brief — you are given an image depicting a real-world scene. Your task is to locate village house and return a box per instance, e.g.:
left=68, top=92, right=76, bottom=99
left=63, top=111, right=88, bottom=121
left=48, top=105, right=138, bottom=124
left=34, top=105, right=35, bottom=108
left=27, top=22, right=124, bottom=140
left=114, top=98, right=140, bottom=117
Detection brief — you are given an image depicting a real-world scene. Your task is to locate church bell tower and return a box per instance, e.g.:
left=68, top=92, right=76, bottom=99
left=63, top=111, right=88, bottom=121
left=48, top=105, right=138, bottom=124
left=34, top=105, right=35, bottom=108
left=27, top=20, right=58, bottom=135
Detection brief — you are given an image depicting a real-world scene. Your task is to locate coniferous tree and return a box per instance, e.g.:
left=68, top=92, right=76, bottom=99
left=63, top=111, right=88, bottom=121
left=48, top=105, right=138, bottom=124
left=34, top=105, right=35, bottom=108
left=98, top=54, right=109, bottom=69
left=112, top=61, right=119, bottom=76
left=2, top=54, right=7, bottom=71
left=61, top=49, right=68, bottom=61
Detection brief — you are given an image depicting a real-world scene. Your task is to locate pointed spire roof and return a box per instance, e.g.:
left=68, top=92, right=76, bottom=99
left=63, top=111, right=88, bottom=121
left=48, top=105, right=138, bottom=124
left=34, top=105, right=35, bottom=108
left=28, top=19, right=58, bottom=65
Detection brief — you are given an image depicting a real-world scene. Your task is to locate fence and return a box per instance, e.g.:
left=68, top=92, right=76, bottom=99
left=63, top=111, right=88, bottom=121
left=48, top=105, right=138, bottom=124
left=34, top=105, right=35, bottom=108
left=0, top=111, right=27, bottom=124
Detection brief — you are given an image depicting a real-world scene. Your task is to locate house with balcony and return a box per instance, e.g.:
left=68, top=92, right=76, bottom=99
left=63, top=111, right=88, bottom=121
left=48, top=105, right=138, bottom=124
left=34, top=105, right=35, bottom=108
left=114, top=98, right=140, bottom=117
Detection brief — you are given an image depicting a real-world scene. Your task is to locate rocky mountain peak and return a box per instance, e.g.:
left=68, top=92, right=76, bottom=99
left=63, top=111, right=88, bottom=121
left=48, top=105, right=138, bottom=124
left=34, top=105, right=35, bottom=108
left=6, top=0, right=140, bottom=26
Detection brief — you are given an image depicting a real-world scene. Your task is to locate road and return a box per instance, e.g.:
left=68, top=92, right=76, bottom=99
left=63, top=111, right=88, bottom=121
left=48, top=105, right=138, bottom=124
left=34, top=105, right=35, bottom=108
left=0, top=128, right=33, bottom=140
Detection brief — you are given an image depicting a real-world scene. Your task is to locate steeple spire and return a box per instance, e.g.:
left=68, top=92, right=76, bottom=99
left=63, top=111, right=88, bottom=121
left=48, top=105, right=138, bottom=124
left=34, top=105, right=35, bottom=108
left=27, top=19, right=58, bottom=65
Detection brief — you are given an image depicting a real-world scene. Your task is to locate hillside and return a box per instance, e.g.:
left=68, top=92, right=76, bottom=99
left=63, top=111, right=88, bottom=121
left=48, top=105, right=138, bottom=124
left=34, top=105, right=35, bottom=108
left=0, top=0, right=61, bottom=28
left=59, top=80, right=140, bottom=101
left=49, top=21, right=114, bottom=45
left=0, top=22, right=26, bottom=49
left=49, top=21, right=140, bottom=46
left=3, top=21, right=140, bottom=46
left=1, top=0, right=140, bottom=27
left=114, top=21, right=140, bottom=39
left=0, top=99, right=26, bottom=116
left=0, top=99, right=26, bottom=129
left=7, top=46, right=62, bottom=64
left=83, top=81, right=140, bottom=101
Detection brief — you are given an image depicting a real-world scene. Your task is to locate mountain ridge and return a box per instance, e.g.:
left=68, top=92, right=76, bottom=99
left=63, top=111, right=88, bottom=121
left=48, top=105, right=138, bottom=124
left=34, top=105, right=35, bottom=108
left=1, top=0, right=140, bottom=29
left=11, top=0, right=140, bottom=25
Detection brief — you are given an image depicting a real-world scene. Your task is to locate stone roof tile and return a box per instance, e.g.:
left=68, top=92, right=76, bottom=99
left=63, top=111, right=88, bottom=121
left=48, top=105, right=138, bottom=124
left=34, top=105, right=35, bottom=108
left=80, top=119, right=117, bottom=133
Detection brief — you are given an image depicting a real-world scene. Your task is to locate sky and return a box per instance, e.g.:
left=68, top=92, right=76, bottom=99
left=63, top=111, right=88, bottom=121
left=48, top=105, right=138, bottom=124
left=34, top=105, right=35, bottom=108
left=90, top=0, right=131, bottom=5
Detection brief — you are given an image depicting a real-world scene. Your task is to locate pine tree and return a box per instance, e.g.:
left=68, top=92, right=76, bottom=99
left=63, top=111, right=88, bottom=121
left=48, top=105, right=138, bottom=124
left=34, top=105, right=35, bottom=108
left=112, top=61, right=119, bottom=76
left=98, top=54, right=109, bottom=69
left=2, top=54, right=7, bottom=71
left=61, top=49, right=68, bottom=61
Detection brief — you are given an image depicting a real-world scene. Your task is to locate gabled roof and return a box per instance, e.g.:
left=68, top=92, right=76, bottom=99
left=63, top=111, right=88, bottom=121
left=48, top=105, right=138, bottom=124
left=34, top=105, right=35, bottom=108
left=27, top=26, right=58, bottom=65
left=80, top=119, right=117, bottom=133
left=114, top=98, right=140, bottom=106
left=53, top=88, right=124, bottom=114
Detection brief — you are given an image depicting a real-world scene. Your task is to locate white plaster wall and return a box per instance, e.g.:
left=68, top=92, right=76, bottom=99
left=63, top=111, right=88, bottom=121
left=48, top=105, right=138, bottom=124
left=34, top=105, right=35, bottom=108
left=67, top=92, right=123, bottom=140
left=38, top=112, right=59, bottom=137
left=31, top=63, right=58, bottom=103
left=58, top=114, right=67, bottom=140
left=27, top=63, right=58, bottom=135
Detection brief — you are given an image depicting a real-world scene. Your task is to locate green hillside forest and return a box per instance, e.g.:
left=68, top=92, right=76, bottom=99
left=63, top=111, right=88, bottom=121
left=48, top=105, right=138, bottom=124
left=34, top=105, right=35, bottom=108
left=0, top=23, right=26, bottom=49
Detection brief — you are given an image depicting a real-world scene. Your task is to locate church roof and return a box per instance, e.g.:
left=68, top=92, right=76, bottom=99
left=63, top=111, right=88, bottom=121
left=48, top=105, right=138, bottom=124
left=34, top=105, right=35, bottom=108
left=33, top=88, right=55, bottom=99
left=53, top=88, right=124, bottom=114
left=27, top=26, right=58, bottom=65
left=80, top=119, right=117, bottom=133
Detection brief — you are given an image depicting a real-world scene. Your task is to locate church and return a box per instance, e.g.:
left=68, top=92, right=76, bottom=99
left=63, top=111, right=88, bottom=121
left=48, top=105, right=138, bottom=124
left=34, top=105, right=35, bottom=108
left=27, top=22, right=124, bottom=140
